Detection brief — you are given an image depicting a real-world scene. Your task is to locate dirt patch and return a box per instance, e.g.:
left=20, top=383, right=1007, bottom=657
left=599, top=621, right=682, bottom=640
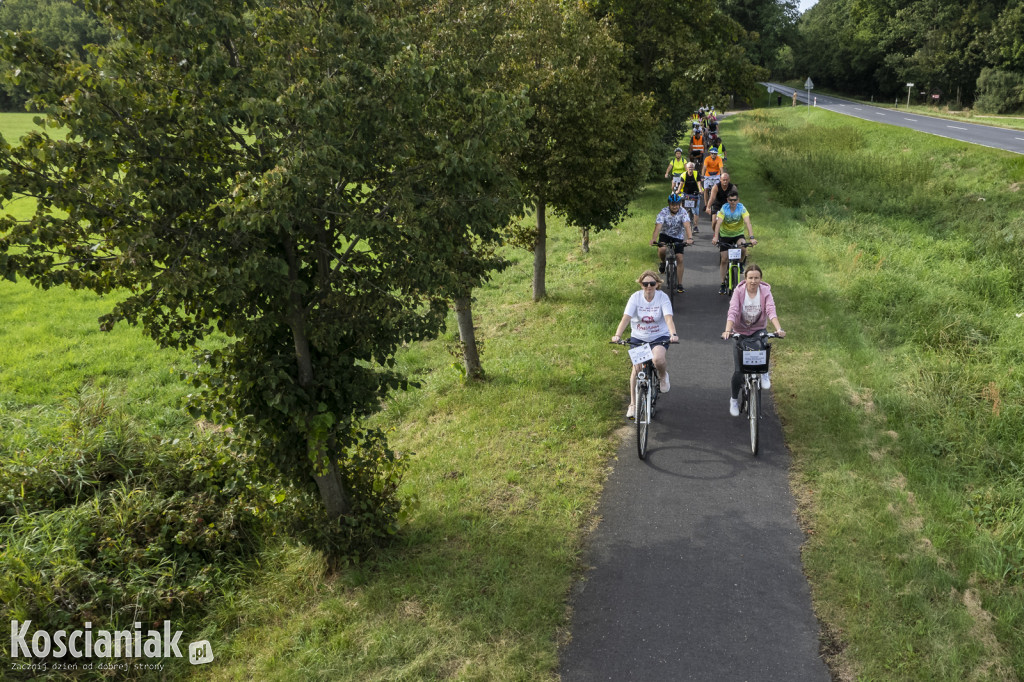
left=957, top=587, right=1015, bottom=681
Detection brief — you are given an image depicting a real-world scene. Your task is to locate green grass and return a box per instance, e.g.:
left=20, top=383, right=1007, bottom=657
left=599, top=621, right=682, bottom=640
left=735, top=106, right=1024, bottom=680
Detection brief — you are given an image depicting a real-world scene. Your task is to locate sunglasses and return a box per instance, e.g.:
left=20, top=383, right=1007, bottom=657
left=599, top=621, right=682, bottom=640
left=728, top=197, right=738, bottom=201
left=641, top=281, right=657, bottom=287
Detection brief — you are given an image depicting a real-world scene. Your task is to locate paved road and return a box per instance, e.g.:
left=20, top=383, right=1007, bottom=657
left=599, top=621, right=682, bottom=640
left=762, top=81, right=1024, bottom=155
left=559, top=232, right=829, bottom=680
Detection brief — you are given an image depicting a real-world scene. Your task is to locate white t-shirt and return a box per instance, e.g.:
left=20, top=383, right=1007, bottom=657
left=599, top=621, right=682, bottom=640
left=742, top=288, right=762, bottom=326
left=624, top=290, right=674, bottom=340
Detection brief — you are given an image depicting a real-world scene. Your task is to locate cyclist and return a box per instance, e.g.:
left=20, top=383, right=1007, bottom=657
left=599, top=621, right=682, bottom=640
left=650, top=192, right=694, bottom=294
left=708, top=131, right=725, bottom=161
left=720, top=264, right=786, bottom=416
left=612, top=270, right=679, bottom=419
left=706, top=114, right=719, bottom=136
left=664, top=147, right=687, bottom=192
left=701, top=147, right=724, bottom=210
left=705, top=171, right=736, bottom=234
left=711, top=189, right=756, bottom=294
left=680, top=161, right=702, bottom=234
left=689, top=126, right=705, bottom=166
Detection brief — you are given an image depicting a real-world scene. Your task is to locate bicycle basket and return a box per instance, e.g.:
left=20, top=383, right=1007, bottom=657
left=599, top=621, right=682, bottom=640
left=738, top=336, right=770, bottom=373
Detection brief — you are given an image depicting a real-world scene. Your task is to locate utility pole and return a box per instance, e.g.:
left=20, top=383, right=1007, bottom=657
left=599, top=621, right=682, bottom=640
left=906, top=82, right=914, bottom=109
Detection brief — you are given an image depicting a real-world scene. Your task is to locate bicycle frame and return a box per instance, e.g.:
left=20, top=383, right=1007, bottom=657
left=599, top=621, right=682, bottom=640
left=724, top=241, right=752, bottom=295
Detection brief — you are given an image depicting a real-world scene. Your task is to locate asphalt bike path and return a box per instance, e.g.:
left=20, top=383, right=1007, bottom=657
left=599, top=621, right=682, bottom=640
left=559, top=233, right=830, bottom=680
left=762, top=81, right=1024, bottom=155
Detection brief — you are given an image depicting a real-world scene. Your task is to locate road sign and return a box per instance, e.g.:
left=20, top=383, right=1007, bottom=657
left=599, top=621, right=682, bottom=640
left=767, top=85, right=775, bottom=94
left=906, top=82, right=914, bottom=87
left=804, top=77, right=814, bottom=89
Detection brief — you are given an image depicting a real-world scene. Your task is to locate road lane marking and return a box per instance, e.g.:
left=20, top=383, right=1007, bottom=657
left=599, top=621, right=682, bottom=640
left=878, top=112, right=886, bottom=116
left=947, top=125, right=967, bottom=130
left=1017, top=137, right=1024, bottom=141
left=905, top=118, right=918, bottom=121
left=854, top=107, right=862, bottom=110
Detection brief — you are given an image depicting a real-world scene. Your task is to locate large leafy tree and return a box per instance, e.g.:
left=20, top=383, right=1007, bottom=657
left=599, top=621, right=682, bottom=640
left=501, top=0, right=656, bottom=300
left=0, top=0, right=528, bottom=525
left=585, top=0, right=765, bottom=136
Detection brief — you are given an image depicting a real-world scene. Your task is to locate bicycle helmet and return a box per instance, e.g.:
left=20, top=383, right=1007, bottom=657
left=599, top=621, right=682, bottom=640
left=668, top=193, right=682, bottom=204
left=674, top=147, right=683, bottom=153
left=709, top=147, right=719, bottom=154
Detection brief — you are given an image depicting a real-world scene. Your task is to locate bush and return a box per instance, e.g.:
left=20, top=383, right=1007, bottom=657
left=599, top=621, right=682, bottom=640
left=974, top=68, right=1024, bottom=114
left=0, top=391, right=279, bottom=656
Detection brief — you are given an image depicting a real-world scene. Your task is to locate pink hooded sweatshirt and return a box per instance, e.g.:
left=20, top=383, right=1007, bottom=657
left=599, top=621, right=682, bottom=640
left=727, top=281, right=777, bottom=335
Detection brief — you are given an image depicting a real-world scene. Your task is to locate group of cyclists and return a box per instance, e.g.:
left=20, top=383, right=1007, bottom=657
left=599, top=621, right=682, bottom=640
left=614, top=107, right=787, bottom=420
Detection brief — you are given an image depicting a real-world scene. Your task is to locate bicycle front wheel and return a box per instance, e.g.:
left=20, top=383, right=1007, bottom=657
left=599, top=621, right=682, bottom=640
left=665, top=263, right=677, bottom=305
left=749, top=382, right=760, bottom=456
left=636, top=382, right=649, bottom=460
left=727, top=262, right=740, bottom=294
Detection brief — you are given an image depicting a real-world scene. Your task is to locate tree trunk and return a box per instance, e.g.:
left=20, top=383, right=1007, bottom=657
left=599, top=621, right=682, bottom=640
left=284, top=237, right=350, bottom=518
left=454, top=293, right=484, bottom=380
left=533, top=197, right=546, bottom=302
left=581, top=226, right=590, bottom=253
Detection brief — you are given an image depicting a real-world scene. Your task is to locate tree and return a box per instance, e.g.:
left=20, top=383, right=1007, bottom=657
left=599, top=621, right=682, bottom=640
left=0, top=0, right=528, bottom=532
left=0, top=0, right=111, bottom=110
left=585, top=0, right=766, bottom=136
left=500, top=0, right=656, bottom=300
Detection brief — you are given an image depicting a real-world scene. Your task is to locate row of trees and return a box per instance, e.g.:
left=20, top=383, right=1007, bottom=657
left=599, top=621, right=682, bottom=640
left=791, top=0, right=1024, bottom=112
left=0, top=0, right=770, bottom=543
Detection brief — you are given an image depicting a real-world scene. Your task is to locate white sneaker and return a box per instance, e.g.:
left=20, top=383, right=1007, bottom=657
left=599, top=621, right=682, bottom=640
left=729, top=398, right=740, bottom=417
left=761, top=373, right=771, bottom=390
left=660, top=372, right=670, bottom=393
left=626, top=405, right=635, bottom=420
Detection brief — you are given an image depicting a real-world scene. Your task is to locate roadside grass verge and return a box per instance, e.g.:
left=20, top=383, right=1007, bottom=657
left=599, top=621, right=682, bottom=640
left=735, top=106, right=1024, bottom=680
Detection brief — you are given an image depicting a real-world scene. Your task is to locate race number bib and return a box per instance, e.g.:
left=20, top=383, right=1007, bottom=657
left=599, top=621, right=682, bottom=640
left=684, top=199, right=696, bottom=208
left=742, top=350, right=767, bottom=365
left=728, top=248, right=743, bottom=260
left=628, top=343, right=654, bottom=364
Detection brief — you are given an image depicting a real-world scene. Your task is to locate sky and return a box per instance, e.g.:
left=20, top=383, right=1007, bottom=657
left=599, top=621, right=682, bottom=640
left=797, top=0, right=818, bottom=13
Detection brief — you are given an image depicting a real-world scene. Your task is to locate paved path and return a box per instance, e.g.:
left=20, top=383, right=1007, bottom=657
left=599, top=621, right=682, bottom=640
left=762, top=82, right=1024, bottom=155
left=559, top=233, right=830, bottom=680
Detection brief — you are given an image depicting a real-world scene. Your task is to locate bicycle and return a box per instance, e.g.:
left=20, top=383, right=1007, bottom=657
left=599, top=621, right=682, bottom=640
left=682, top=193, right=701, bottom=233
left=612, top=338, right=678, bottom=460
left=653, top=239, right=688, bottom=305
left=728, top=331, right=779, bottom=456
left=722, top=240, right=753, bottom=296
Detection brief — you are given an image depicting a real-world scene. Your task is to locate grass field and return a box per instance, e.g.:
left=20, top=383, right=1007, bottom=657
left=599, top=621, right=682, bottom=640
left=3, top=107, right=1024, bottom=680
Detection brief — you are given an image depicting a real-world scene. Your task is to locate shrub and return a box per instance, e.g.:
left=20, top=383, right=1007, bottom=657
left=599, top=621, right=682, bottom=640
left=974, top=68, right=1024, bottom=114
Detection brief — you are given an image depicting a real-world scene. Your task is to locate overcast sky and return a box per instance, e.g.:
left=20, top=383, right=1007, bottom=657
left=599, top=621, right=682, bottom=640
left=798, top=0, right=818, bottom=13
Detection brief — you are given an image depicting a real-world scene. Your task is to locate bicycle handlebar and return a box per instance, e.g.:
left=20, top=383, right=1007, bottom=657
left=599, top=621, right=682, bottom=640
left=610, top=339, right=680, bottom=345
left=725, top=332, right=782, bottom=340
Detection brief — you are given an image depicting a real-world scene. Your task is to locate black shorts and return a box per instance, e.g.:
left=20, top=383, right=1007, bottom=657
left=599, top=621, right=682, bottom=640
left=718, top=235, right=746, bottom=252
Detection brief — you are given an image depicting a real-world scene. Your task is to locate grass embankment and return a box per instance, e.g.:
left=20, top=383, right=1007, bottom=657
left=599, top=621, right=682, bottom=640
left=736, top=106, right=1024, bottom=680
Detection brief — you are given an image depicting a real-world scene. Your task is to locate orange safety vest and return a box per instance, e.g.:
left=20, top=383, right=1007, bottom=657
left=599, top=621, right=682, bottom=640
left=690, top=134, right=704, bottom=153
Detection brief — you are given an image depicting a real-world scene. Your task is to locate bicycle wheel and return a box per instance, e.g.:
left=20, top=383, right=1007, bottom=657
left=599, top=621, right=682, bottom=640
left=749, top=381, right=760, bottom=456
left=649, top=363, right=659, bottom=417
left=727, top=262, right=740, bottom=294
left=665, top=261, right=677, bottom=306
left=636, top=382, right=649, bottom=459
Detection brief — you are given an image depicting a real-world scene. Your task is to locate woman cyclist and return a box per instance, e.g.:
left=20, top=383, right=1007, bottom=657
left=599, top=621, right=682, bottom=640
left=720, top=265, right=786, bottom=416
left=612, top=270, right=679, bottom=420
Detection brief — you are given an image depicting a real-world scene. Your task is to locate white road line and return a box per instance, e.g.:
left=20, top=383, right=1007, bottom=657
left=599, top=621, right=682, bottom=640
left=878, top=112, right=887, bottom=116
left=947, top=125, right=967, bottom=130
left=1017, top=137, right=1024, bottom=141
left=905, top=118, right=918, bottom=121
left=854, top=107, right=862, bottom=111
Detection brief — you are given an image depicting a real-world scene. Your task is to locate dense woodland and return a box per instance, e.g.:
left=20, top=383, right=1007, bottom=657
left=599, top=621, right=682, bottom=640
left=790, top=0, right=1024, bottom=112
